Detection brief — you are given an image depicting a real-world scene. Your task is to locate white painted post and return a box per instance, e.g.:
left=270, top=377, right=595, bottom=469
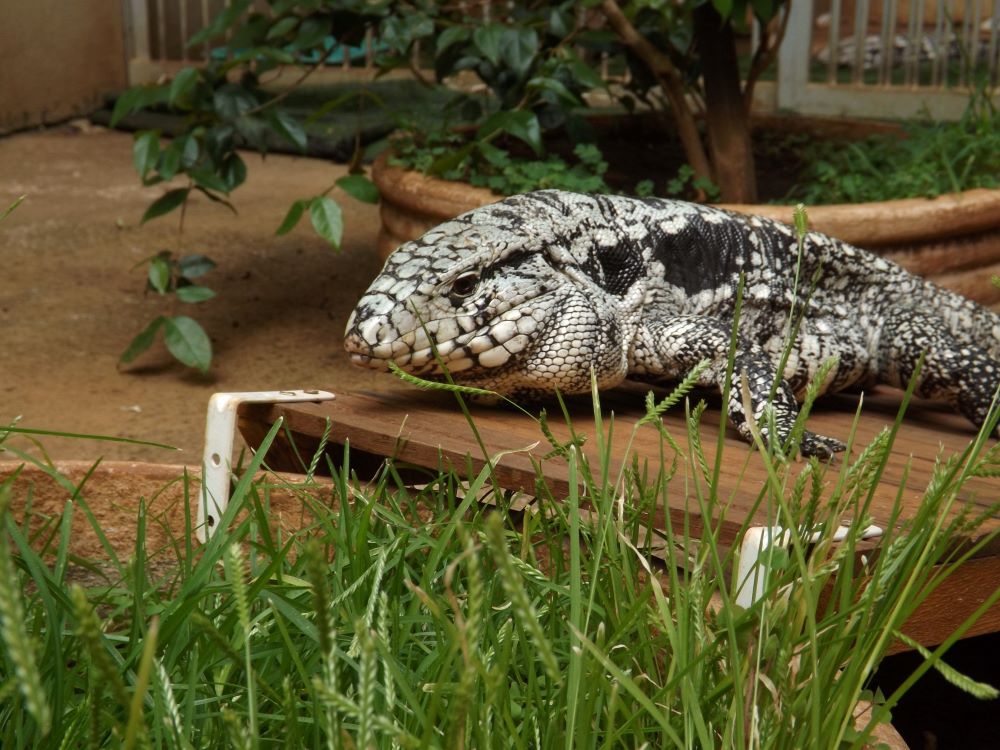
left=776, top=0, right=814, bottom=112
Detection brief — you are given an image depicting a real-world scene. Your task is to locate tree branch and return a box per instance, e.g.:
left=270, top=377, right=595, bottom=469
left=599, top=0, right=713, bottom=187
left=743, top=3, right=792, bottom=114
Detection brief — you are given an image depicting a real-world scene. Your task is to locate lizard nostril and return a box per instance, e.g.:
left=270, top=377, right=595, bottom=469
left=343, top=332, right=366, bottom=354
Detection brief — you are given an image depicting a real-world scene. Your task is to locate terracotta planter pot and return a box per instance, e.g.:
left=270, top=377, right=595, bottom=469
left=372, top=154, right=1000, bottom=304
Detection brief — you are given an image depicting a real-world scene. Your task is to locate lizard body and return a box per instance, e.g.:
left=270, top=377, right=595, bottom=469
left=344, top=191, right=1000, bottom=456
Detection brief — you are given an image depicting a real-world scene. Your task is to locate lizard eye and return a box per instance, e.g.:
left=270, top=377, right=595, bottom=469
left=449, top=272, right=480, bottom=300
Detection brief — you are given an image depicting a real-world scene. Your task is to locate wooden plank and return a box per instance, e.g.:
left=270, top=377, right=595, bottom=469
left=887, top=554, right=1000, bottom=654
left=240, top=386, right=1000, bottom=541
left=239, top=386, right=1000, bottom=650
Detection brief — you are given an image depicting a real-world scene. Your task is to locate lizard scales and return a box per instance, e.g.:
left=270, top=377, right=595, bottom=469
left=344, top=190, right=1000, bottom=457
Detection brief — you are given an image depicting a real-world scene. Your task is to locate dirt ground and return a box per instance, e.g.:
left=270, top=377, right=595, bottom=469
left=1, top=124, right=404, bottom=462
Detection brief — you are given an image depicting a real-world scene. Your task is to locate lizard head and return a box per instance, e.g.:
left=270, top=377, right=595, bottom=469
left=344, top=191, right=644, bottom=398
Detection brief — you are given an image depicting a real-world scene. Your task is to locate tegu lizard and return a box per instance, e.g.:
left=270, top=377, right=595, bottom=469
left=344, top=190, right=1000, bottom=457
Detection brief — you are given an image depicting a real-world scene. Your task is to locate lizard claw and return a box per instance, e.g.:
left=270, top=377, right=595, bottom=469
left=799, top=431, right=846, bottom=459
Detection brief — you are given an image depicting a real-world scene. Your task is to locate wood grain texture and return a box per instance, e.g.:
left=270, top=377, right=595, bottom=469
left=239, top=386, right=1000, bottom=649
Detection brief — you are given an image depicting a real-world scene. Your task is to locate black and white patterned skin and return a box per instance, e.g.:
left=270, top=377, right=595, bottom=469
left=344, top=191, right=1000, bottom=457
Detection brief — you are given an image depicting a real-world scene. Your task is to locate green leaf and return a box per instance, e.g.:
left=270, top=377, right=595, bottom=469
left=158, top=142, right=182, bottom=181
left=712, top=0, right=735, bottom=18
left=141, top=188, right=189, bottom=224
left=234, top=116, right=269, bottom=150
left=110, top=87, right=142, bottom=127
left=276, top=200, right=307, bottom=235
left=293, top=17, right=329, bottom=50
left=254, top=45, right=296, bottom=65
left=564, top=50, right=606, bottom=90
left=193, top=186, right=237, bottom=214
left=213, top=85, right=258, bottom=121
left=436, top=26, right=470, bottom=54
left=477, top=110, right=542, bottom=155
left=499, top=27, right=538, bottom=79
left=429, top=143, right=474, bottom=176
left=175, top=285, right=216, bottom=303
left=472, top=24, right=504, bottom=66
left=120, top=316, right=166, bottom=364
left=179, top=254, right=216, bottom=279
left=265, top=15, right=299, bottom=40
left=168, top=68, right=199, bottom=107
left=309, top=197, right=343, bottom=249
left=271, top=110, right=307, bottom=151
left=548, top=8, right=572, bottom=38
left=190, top=169, right=230, bottom=194
left=132, top=131, right=160, bottom=179
left=527, top=76, right=580, bottom=106
left=476, top=141, right=509, bottom=168
left=750, top=0, right=777, bottom=20
left=336, top=174, right=379, bottom=204
left=180, top=135, right=200, bottom=168
left=221, top=153, right=247, bottom=191
left=380, top=13, right=433, bottom=53
left=113, top=84, right=169, bottom=127
left=163, top=316, right=212, bottom=373
left=147, top=256, right=171, bottom=294
left=188, top=0, right=252, bottom=47
left=635, top=179, right=655, bottom=197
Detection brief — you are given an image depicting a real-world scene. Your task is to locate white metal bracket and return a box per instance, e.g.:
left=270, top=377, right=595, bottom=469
left=198, top=389, right=335, bottom=543
left=735, top=522, right=884, bottom=608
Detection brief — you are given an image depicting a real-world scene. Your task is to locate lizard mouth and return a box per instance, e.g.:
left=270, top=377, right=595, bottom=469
left=343, top=331, right=378, bottom=366
left=343, top=330, right=403, bottom=371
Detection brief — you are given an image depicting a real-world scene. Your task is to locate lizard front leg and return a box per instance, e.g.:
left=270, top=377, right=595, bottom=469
left=630, top=314, right=846, bottom=458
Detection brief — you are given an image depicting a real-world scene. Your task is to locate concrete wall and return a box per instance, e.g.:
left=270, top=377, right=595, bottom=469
left=0, top=1, right=128, bottom=134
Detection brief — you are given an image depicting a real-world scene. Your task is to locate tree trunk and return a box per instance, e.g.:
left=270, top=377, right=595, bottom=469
left=692, top=3, right=758, bottom=203
left=600, top=0, right=713, bottom=192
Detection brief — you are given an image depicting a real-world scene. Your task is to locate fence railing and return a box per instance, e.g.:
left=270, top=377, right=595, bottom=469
left=776, top=0, right=1000, bottom=120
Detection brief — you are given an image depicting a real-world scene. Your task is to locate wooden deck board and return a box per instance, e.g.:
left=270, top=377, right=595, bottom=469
left=240, top=386, right=1000, bottom=539
left=238, top=386, right=1000, bottom=649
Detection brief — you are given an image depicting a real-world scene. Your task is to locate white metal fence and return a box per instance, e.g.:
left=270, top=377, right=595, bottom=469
left=777, top=0, right=1000, bottom=120
left=123, top=1, right=999, bottom=120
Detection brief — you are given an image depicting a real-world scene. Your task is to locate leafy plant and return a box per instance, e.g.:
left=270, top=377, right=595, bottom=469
left=119, top=252, right=217, bottom=374
left=390, top=130, right=613, bottom=195
left=636, top=164, right=723, bottom=202
left=376, top=1, right=790, bottom=203
left=115, top=1, right=385, bottom=372
left=785, top=88, right=1000, bottom=204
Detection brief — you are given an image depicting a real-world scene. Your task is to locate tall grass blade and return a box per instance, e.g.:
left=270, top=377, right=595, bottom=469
left=122, top=616, right=158, bottom=750
left=0, top=482, right=52, bottom=736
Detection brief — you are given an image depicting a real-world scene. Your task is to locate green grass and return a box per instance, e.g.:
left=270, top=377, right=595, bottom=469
left=2, top=371, right=1000, bottom=748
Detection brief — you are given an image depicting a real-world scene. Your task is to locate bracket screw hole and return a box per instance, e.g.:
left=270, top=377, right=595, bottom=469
left=210, top=452, right=222, bottom=467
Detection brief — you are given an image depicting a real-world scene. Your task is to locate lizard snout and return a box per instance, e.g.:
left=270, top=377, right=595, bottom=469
left=343, top=314, right=402, bottom=370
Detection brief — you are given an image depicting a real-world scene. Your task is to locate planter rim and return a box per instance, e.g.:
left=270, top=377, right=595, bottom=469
left=721, top=190, right=1000, bottom=247
left=372, top=153, right=501, bottom=221
left=373, top=154, right=1000, bottom=248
